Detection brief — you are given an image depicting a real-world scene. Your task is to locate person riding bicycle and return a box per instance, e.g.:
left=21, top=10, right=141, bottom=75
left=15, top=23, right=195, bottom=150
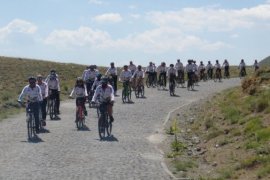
left=198, top=61, right=206, bottom=80
left=91, top=77, right=115, bottom=122
left=91, top=73, right=102, bottom=92
left=128, top=61, right=137, bottom=75
left=214, top=60, right=222, bottom=78
left=18, top=76, right=43, bottom=133
left=167, top=64, right=177, bottom=85
left=46, top=69, right=61, bottom=117
left=37, top=75, right=48, bottom=126
left=254, top=59, right=259, bottom=72
left=82, top=65, right=98, bottom=99
left=239, top=59, right=247, bottom=76
left=175, top=59, right=184, bottom=81
left=157, top=62, right=167, bottom=87
left=186, top=60, right=195, bottom=82
left=192, top=60, right=199, bottom=83
left=146, top=62, right=157, bottom=85
left=222, top=59, right=230, bottom=77
left=132, top=65, right=145, bottom=87
left=119, top=65, right=133, bottom=82
left=70, top=77, right=88, bottom=121
left=206, top=61, right=213, bottom=79
left=105, top=62, right=118, bottom=95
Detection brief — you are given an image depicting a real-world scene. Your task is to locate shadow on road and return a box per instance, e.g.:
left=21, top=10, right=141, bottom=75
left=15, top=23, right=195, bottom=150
left=78, top=125, right=90, bottom=131
left=28, top=135, right=44, bottom=143
left=100, top=135, right=118, bottom=142
left=39, top=128, right=50, bottom=133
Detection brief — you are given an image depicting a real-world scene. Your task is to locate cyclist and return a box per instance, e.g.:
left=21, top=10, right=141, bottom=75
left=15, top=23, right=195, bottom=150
left=198, top=61, right=206, bottom=80
left=146, top=62, right=156, bottom=86
left=18, top=76, right=43, bottom=133
left=167, top=64, right=177, bottom=84
left=206, top=61, right=213, bottom=79
left=214, top=60, right=222, bottom=79
left=91, top=77, right=115, bottom=122
left=254, top=59, right=259, bottom=71
left=37, top=75, right=48, bottom=126
left=45, top=69, right=59, bottom=82
left=105, top=62, right=118, bottom=95
left=175, top=59, right=184, bottom=82
left=82, top=65, right=98, bottom=100
left=132, top=65, right=145, bottom=87
left=119, top=65, right=133, bottom=82
left=222, top=59, right=230, bottom=78
left=193, top=60, right=199, bottom=83
left=128, top=61, right=137, bottom=75
left=69, top=77, right=88, bottom=121
left=157, top=62, right=167, bottom=87
left=46, top=70, right=61, bottom=117
left=239, top=59, right=247, bottom=76
left=92, top=73, right=102, bottom=92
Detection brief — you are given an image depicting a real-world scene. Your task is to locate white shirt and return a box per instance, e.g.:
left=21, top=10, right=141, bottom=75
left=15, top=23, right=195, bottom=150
left=223, top=62, right=229, bottom=67
left=82, top=69, right=98, bottom=81
left=146, top=65, right=156, bottom=72
left=92, top=85, right=114, bottom=103
left=206, top=63, right=213, bottom=70
left=215, top=63, right=221, bottom=69
left=193, top=64, right=198, bottom=71
left=18, top=85, right=43, bottom=102
left=132, top=70, right=145, bottom=78
left=91, top=79, right=101, bottom=91
left=175, top=62, right=184, bottom=71
left=70, top=86, right=88, bottom=98
left=186, top=64, right=194, bottom=72
left=157, top=65, right=167, bottom=73
left=46, top=77, right=60, bottom=91
left=128, top=64, right=137, bottom=72
left=119, top=70, right=133, bottom=81
left=239, top=62, right=246, bottom=68
left=167, top=67, right=177, bottom=76
left=254, top=62, right=259, bottom=68
left=37, top=82, right=48, bottom=99
left=198, top=64, right=205, bottom=71
left=106, top=67, right=118, bottom=76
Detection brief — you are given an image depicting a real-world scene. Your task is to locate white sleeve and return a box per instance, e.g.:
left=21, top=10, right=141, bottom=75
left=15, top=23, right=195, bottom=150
left=44, top=83, right=49, bottom=98
left=92, top=87, right=99, bottom=102
left=38, top=86, right=43, bottom=101
left=70, top=87, right=75, bottom=97
left=18, top=86, right=27, bottom=101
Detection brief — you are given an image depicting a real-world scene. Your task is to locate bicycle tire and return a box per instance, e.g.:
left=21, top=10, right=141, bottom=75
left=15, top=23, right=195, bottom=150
left=49, top=98, right=56, bottom=120
left=98, top=115, right=106, bottom=139
left=146, top=77, right=150, bottom=88
left=27, top=114, right=32, bottom=139
left=141, top=85, right=145, bottom=97
left=76, top=106, right=84, bottom=129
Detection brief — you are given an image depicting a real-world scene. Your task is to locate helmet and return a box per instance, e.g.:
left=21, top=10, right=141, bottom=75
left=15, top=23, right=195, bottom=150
left=208, top=61, right=211, bottom=63
left=101, top=77, right=108, bottom=84
left=161, top=62, right=165, bottom=66
left=110, top=62, right=114, bottom=66
left=177, top=59, right=180, bottom=62
left=50, top=69, right=56, bottom=73
left=170, top=64, right=174, bottom=67
left=124, top=65, right=128, bottom=68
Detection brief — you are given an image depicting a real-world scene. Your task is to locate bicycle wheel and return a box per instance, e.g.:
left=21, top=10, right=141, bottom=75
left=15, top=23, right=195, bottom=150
left=141, top=85, right=145, bottom=97
left=27, top=114, right=33, bottom=139
left=213, top=73, right=217, bottom=82
left=106, top=114, right=112, bottom=137
left=96, top=105, right=100, bottom=118
left=49, top=99, right=56, bottom=120
left=122, top=88, right=127, bottom=103
left=76, top=106, right=85, bottom=129
left=146, top=77, right=150, bottom=88
left=128, top=85, right=132, bottom=102
left=98, top=115, right=106, bottom=139
left=135, top=85, right=139, bottom=98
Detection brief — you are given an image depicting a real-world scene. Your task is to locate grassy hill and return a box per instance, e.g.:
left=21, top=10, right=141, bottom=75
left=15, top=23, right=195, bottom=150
left=167, top=68, right=270, bottom=179
left=0, top=56, right=107, bottom=120
left=260, top=56, right=270, bottom=67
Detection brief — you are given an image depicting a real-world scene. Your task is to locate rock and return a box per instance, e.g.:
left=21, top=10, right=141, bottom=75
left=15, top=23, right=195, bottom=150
left=215, top=144, right=219, bottom=148
left=192, top=136, right=200, bottom=144
left=212, top=162, right=218, bottom=167
left=224, top=129, right=230, bottom=134
left=195, top=147, right=201, bottom=152
left=187, top=150, right=193, bottom=156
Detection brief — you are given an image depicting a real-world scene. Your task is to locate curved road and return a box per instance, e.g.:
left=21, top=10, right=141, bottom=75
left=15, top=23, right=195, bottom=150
left=0, top=79, right=240, bottom=180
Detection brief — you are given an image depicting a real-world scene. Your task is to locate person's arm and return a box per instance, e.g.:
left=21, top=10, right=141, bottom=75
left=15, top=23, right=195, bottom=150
left=69, top=87, right=75, bottom=97
left=57, top=78, right=60, bottom=91
left=44, top=83, right=49, bottom=98
left=84, top=85, right=88, bottom=96
left=110, top=86, right=115, bottom=102
left=18, top=86, right=27, bottom=102
left=142, top=70, right=145, bottom=79
left=37, top=86, right=43, bottom=102
left=91, top=86, right=99, bottom=102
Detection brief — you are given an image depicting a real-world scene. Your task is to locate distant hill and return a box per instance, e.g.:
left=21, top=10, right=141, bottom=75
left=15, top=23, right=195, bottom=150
left=259, top=56, right=270, bottom=67
left=0, top=56, right=107, bottom=119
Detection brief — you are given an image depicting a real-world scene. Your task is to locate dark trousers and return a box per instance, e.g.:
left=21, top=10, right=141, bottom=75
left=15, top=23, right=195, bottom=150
left=76, top=97, right=86, bottom=111
left=50, top=89, right=60, bottom=113
left=159, top=72, right=167, bottom=86
left=112, top=75, right=118, bottom=93
left=28, top=102, right=40, bottom=130
left=41, top=99, right=47, bottom=120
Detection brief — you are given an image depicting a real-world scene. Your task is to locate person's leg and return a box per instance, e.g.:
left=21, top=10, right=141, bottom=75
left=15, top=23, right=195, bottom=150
left=107, top=104, right=114, bottom=122
left=32, top=102, right=40, bottom=132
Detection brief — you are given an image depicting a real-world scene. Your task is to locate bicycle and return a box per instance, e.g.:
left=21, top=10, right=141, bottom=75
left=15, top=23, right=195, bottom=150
left=207, top=69, right=213, bottom=80
left=75, top=98, right=86, bottom=129
left=48, top=91, right=57, bottom=120
left=239, top=68, right=246, bottom=79
left=157, top=73, right=166, bottom=90
left=122, top=80, right=132, bottom=103
left=187, top=72, right=195, bottom=91
left=200, top=70, right=207, bottom=82
left=146, top=72, right=155, bottom=88
left=224, top=68, right=230, bottom=79
left=176, top=70, right=185, bottom=88
left=86, top=79, right=95, bottom=108
left=169, top=76, right=176, bottom=96
left=135, top=78, right=145, bottom=98
left=213, top=69, right=222, bottom=82
left=97, top=101, right=112, bottom=140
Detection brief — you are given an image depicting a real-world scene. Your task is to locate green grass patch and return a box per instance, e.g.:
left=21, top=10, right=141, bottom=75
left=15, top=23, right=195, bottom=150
left=256, top=127, right=270, bottom=142
left=175, top=160, right=196, bottom=172
left=244, top=117, right=263, bottom=135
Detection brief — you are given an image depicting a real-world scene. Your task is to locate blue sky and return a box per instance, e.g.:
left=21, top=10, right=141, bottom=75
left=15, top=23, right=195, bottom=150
left=0, top=0, right=270, bottom=66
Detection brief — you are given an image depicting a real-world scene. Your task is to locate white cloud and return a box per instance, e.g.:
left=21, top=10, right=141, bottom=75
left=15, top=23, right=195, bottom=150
left=130, top=14, right=141, bottom=19
left=88, top=0, right=104, bottom=5
left=146, top=4, right=270, bottom=32
left=0, top=19, right=37, bottom=40
left=44, top=26, right=111, bottom=48
left=93, top=13, right=123, bottom=23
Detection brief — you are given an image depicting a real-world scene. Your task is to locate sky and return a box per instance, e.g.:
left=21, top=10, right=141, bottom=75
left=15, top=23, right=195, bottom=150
left=0, top=0, right=270, bottom=67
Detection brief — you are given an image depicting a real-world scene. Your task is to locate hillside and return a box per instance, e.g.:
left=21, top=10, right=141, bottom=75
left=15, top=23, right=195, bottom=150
left=166, top=68, right=270, bottom=179
left=0, top=56, right=107, bottom=120
left=260, top=56, right=270, bottom=67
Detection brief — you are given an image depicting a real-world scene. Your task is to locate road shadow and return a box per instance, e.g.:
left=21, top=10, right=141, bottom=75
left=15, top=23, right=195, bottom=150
left=123, top=101, right=135, bottom=104
left=171, top=94, right=180, bottom=97
left=28, top=135, right=44, bottom=143
left=77, top=125, right=90, bottom=131
left=100, top=135, right=118, bottom=142
left=39, top=128, right=50, bottom=133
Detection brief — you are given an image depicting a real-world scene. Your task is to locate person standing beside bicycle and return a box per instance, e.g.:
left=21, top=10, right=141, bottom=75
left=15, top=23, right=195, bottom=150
left=239, top=59, right=247, bottom=76
left=70, top=77, right=88, bottom=121
left=46, top=70, right=61, bottom=119
left=18, top=76, right=43, bottom=133
left=92, top=77, right=115, bottom=123
left=175, top=59, right=185, bottom=82
left=37, top=75, right=48, bottom=126
left=157, top=62, right=167, bottom=87
left=106, top=62, right=118, bottom=96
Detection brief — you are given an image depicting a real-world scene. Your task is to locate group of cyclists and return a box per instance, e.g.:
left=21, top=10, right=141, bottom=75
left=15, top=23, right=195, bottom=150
left=17, top=58, right=259, bottom=134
